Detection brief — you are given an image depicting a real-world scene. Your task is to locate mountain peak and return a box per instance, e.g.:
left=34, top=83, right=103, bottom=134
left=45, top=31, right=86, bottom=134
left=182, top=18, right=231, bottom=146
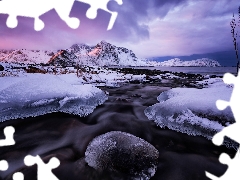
left=158, top=58, right=221, bottom=67
left=70, top=43, right=86, bottom=48
left=48, top=41, right=143, bottom=66
left=99, top=40, right=108, bottom=44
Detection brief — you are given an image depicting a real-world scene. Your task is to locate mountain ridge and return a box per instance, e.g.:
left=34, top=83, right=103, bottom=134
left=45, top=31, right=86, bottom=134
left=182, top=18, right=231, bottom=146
left=48, top=40, right=147, bottom=67
left=0, top=41, right=221, bottom=67
left=155, top=58, right=221, bottom=67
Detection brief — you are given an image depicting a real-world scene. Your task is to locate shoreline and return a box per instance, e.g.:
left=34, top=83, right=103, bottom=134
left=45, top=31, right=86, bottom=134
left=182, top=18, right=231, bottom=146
left=0, top=79, right=237, bottom=180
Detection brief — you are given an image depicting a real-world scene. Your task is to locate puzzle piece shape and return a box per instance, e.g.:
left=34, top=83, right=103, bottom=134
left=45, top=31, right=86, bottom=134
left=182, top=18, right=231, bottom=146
left=24, top=155, right=60, bottom=180
left=0, top=0, right=123, bottom=31
left=77, top=0, right=123, bottom=30
left=0, top=160, right=8, bottom=171
left=206, top=152, right=240, bottom=180
left=206, top=70, right=240, bottom=179
left=0, top=126, right=15, bottom=147
left=0, top=126, right=15, bottom=175
left=0, top=0, right=79, bottom=31
left=213, top=72, right=240, bottom=145
left=216, top=72, right=240, bottom=121
left=12, top=172, right=24, bottom=180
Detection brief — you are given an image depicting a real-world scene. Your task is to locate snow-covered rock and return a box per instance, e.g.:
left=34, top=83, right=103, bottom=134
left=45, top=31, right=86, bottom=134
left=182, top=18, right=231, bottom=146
left=144, top=78, right=233, bottom=141
left=158, top=58, right=221, bottom=67
left=49, top=41, right=148, bottom=66
left=85, top=131, right=159, bottom=180
left=0, top=74, right=108, bottom=122
left=0, top=49, right=56, bottom=64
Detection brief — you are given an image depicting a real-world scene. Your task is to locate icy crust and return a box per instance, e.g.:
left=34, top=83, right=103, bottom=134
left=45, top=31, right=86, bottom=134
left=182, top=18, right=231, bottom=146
left=85, top=131, right=159, bottom=180
left=145, top=78, right=234, bottom=141
left=0, top=74, right=108, bottom=122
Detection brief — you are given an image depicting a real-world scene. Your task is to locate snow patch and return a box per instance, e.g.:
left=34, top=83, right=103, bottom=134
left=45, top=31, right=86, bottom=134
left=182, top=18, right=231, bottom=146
left=0, top=74, right=107, bottom=122
left=145, top=78, right=233, bottom=140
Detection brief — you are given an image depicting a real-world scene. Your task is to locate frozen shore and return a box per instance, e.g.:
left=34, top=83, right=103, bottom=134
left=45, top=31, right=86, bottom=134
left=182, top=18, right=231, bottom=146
left=0, top=67, right=237, bottom=179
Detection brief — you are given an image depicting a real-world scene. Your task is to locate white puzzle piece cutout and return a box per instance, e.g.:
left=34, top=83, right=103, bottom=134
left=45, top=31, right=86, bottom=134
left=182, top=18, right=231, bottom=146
left=0, top=0, right=123, bottom=31
left=0, top=126, right=60, bottom=179
left=206, top=70, right=240, bottom=179
left=24, top=155, right=60, bottom=180
left=12, top=172, right=24, bottom=180
left=0, top=126, right=15, bottom=146
left=0, top=0, right=79, bottom=31
left=77, top=0, right=123, bottom=30
left=0, top=126, right=15, bottom=172
left=206, top=152, right=240, bottom=180
left=0, top=159, right=8, bottom=171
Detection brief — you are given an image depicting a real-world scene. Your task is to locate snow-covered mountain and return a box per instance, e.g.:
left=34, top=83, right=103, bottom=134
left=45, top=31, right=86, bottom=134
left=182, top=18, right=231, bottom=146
left=48, top=41, right=148, bottom=66
left=0, top=42, right=221, bottom=67
left=0, top=49, right=56, bottom=64
left=156, top=58, right=221, bottom=67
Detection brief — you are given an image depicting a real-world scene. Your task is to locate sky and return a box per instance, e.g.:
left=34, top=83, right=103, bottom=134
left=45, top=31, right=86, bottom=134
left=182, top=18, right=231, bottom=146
left=0, top=0, right=239, bottom=65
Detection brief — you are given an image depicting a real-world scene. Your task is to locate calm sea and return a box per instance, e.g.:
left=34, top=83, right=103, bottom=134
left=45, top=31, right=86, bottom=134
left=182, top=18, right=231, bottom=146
left=134, top=67, right=237, bottom=76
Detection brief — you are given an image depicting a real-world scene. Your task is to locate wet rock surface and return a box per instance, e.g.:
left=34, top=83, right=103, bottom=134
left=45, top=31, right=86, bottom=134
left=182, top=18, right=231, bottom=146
left=0, top=64, right=4, bottom=71
left=85, top=131, right=159, bottom=179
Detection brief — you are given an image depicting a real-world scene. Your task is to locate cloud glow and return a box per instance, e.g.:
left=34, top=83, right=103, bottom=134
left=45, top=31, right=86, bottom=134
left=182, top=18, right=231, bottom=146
left=0, top=0, right=238, bottom=58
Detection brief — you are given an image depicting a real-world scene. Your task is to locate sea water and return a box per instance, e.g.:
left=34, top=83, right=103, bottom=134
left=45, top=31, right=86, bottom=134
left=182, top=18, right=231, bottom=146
left=133, top=66, right=237, bottom=76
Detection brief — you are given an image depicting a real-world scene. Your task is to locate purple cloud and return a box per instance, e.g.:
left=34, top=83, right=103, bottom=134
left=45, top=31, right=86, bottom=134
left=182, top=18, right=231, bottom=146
left=0, top=0, right=239, bottom=58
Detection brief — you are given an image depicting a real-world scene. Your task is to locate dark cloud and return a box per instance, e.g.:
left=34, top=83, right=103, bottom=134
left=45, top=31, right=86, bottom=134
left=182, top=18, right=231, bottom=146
left=0, top=0, right=239, bottom=61
left=107, top=0, right=189, bottom=42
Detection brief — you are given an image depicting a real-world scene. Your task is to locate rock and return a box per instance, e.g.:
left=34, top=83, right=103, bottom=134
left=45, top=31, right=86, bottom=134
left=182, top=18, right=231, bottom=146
left=85, top=131, right=159, bottom=179
left=0, top=64, right=4, bottom=71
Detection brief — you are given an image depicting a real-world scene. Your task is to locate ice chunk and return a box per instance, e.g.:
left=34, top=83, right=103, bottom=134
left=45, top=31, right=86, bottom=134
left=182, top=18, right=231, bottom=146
left=145, top=79, right=233, bottom=140
left=0, top=74, right=108, bottom=122
left=85, top=131, right=159, bottom=180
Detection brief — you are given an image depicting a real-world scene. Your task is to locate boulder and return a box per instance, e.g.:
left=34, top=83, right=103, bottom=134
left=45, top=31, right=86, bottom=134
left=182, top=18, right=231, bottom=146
left=85, top=131, right=159, bottom=179
left=0, top=64, right=4, bottom=71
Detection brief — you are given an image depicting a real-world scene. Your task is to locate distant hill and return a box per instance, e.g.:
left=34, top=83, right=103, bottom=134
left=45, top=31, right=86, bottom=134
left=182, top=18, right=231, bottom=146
left=154, top=58, right=221, bottom=67
left=150, top=50, right=236, bottom=67
left=0, top=49, right=55, bottom=64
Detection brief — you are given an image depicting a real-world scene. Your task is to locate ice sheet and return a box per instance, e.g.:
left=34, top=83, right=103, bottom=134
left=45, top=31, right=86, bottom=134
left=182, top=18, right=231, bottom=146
left=0, top=74, right=107, bottom=122
left=145, top=78, right=233, bottom=140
